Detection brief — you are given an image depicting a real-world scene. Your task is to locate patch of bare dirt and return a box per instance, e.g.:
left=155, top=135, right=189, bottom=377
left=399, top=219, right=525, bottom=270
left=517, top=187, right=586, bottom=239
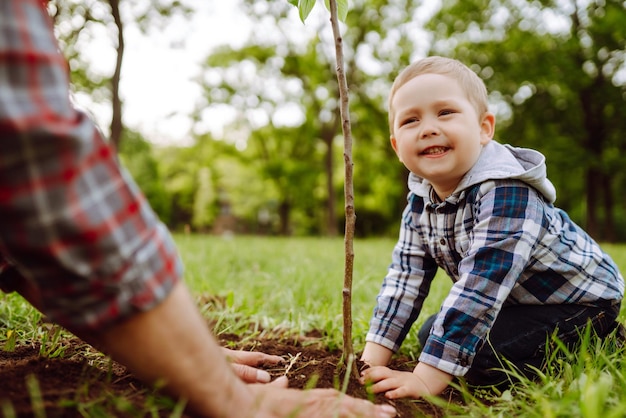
left=220, top=331, right=462, bottom=418
left=0, top=332, right=464, bottom=417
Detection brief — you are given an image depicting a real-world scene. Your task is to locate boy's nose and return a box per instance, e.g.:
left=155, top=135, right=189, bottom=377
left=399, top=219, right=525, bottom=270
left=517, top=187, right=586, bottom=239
left=420, top=121, right=439, bottom=139
left=421, top=129, right=438, bottom=138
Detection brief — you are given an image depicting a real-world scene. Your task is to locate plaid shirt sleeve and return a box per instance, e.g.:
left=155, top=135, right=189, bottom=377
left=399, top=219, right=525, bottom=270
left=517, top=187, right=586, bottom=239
left=0, top=0, right=183, bottom=332
left=365, top=197, right=439, bottom=352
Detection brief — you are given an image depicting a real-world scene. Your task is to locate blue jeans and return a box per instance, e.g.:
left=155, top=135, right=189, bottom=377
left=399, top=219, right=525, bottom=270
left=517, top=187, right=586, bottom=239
left=418, top=303, right=621, bottom=387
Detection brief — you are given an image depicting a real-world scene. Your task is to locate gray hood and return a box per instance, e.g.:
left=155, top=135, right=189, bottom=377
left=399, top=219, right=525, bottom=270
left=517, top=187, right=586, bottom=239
left=408, top=140, right=557, bottom=203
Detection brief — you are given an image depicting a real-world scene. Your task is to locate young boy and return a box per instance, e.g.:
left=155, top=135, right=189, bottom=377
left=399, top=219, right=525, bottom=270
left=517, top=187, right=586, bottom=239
left=359, top=56, right=624, bottom=400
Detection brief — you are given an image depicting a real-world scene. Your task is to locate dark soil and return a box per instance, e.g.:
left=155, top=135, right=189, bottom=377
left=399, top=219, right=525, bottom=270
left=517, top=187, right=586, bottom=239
left=0, top=331, right=464, bottom=417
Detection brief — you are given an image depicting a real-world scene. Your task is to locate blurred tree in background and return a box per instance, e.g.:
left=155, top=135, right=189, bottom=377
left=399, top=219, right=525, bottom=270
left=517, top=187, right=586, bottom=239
left=49, top=0, right=192, bottom=148
left=118, top=130, right=171, bottom=223
left=195, top=0, right=422, bottom=236
left=50, top=0, right=626, bottom=241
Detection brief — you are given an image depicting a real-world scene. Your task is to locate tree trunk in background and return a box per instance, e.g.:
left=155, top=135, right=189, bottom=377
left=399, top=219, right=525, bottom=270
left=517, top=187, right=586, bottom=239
left=585, top=168, right=601, bottom=240
left=109, top=0, right=124, bottom=150
left=602, top=172, right=616, bottom=242
left=278, top=200, right=291, bottom=236
left=580, top=78, right=607, bottom=241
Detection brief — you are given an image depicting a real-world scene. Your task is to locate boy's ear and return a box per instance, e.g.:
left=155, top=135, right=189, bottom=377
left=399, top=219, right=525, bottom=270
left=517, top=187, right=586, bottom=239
left=390, top=135, right=398, bottom=152
left=480, top=112, right=496, bottom=144
left=390, top=136, right=402, bottom=160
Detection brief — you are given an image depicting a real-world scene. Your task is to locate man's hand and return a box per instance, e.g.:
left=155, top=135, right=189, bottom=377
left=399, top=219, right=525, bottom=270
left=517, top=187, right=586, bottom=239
left=250, top=376, right=398, bottom=418
left=223, top=347, right=284, bottom=383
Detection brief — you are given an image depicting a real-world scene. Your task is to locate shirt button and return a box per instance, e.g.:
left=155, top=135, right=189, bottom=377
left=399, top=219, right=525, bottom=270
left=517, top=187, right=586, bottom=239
left=439, top=238, right=446, bottom=246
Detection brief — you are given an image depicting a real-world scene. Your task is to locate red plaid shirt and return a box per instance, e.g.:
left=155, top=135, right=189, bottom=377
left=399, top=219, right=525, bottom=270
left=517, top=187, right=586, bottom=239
left=0, top=0, right=182, bottom=332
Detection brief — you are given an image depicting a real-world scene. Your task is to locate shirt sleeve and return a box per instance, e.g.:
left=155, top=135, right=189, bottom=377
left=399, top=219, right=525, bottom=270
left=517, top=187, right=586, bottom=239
left=420, top=183, right=544, bottom=376
left=0, top=0, right=183, bottom=333
left=366, top=196, right=439, bottom=352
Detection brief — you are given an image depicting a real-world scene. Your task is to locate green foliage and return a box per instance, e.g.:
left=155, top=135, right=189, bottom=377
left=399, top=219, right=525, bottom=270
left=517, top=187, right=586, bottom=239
left=323, top=0, right=349, bottom=21
left=287, top=0, right=349, bottom=22
left=191, top=167, right=217, bottom=230
left=52, top=0, right=626, bottom=241
left=296, top=0, right=316, bottom=21
left=196, top=0, right=421, bottom=236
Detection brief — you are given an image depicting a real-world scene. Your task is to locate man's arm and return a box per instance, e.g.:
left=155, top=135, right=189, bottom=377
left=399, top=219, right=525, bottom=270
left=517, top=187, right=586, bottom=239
left=74, top=281, right=397, bottom=418
left=84, top=281, right=253, bottom=416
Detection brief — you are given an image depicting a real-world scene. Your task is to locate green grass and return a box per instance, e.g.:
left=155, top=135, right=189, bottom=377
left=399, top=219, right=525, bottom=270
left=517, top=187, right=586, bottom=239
left=2, top=235, right=626, bottom=417
left=176, top=234, right=451, bottom=355
left=169, top=235, right=626, bottom=418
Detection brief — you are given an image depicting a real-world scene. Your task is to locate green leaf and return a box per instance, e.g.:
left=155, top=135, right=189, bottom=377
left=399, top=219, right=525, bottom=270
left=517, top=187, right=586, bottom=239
left=323, top=0, right=349, bottom=21
left=286, top=0, right=299, bottom=7
left=299, top=0, right=316, bottom=22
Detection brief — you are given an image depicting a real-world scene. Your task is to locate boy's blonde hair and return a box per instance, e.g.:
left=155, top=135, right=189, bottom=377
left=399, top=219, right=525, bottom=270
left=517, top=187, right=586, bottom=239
left=387, top=56, right=489, bottom=135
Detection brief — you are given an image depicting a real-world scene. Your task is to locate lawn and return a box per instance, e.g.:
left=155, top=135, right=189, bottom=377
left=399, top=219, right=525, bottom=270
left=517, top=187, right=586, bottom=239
left=176, top=234, right=452, bottom=355
left=1, top=235, right=626, bottom=417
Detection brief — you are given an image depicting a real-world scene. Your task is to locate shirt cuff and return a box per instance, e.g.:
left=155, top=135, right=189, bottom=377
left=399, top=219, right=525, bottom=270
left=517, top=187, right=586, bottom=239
left=419, top=334, right=473, bottom=376
left=365, top=332, right=401, bottom=353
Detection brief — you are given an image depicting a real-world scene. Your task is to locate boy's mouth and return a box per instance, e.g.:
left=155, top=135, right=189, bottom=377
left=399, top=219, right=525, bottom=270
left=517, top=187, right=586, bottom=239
left=420, top=146, right=450, bottom=155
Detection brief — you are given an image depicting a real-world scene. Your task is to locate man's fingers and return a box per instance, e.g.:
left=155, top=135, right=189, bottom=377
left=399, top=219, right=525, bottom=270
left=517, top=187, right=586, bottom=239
left=324, top=390, right=397, bottom=418
left=270, top=375, right=289, bottom=387
left=231, top=363, right=271, bottom=383
left=223, top=348, right=284, bottom=366
left=249, top=380, right=397, bottom=417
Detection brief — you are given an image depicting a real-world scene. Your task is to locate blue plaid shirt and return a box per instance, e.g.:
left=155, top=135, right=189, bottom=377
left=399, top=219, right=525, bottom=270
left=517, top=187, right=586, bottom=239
left=366, top=142, right=624, bottom=376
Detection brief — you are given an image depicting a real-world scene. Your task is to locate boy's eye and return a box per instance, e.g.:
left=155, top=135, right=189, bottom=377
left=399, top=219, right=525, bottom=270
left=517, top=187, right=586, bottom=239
left=439, top=109, right=455, bottom=116
left=401, top=117, right=419, bottom=126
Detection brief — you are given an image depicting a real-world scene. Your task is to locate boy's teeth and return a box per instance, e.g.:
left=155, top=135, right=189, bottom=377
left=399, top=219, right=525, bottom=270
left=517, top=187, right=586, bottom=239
left=424, top=147, right=447, bottom=155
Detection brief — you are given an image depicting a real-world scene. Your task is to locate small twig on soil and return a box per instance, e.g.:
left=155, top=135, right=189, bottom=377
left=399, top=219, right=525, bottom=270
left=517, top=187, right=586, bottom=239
left=283, top=352, right=301, bottom=376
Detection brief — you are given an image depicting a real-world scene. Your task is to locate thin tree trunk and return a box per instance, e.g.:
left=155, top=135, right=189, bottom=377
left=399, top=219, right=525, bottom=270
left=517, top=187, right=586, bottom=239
left=322, top=127, right=338, bottom=236
left=109, top=0, right=124, bottom=150
left=328, top=0, right=356, bottom=377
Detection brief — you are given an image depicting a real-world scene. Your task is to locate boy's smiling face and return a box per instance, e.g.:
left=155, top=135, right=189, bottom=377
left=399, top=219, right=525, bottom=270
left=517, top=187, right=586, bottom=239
left=390, top=73, right=495, bottom=200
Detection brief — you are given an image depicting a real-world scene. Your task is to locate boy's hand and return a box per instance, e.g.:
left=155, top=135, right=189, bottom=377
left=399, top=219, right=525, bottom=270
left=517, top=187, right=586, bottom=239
left=360, top=366, right=430, bottom=399
left=360, top=342, right=393, bottom=367
left=359, top=363, right=452, bottom=399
